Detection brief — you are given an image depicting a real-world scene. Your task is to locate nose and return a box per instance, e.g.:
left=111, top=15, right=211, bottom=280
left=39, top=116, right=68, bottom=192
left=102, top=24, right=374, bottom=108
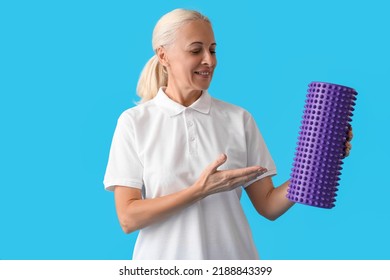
left=202, top=50, right=216, bottom=67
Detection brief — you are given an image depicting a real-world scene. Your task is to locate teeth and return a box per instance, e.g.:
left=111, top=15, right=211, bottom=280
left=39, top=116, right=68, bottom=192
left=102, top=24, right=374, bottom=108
left=196, top=71, right=210, bottom=75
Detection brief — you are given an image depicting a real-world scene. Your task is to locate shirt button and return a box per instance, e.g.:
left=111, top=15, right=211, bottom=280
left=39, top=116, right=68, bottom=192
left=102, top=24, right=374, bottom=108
left=190, top=136, right=196, bottom=142
left=187, top=121, right=193, bottom=127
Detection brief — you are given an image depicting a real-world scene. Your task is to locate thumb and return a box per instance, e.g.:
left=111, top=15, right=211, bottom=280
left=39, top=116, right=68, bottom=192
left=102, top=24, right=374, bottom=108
left=208, top=153, right=227, bottom=173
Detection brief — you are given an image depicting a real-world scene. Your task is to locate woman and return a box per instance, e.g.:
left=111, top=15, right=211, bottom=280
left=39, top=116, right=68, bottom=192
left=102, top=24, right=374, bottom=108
left=103, top=8, right=352, bottom=259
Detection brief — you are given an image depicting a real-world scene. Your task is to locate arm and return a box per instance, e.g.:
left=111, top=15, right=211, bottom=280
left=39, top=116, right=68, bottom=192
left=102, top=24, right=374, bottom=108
left=114, top=185, right=203, bottom=234
left=245, top=126, right=354, bottom=220
left=245, top=177, right=294, bottom=221
left=114, top=154, right=267, bottom=234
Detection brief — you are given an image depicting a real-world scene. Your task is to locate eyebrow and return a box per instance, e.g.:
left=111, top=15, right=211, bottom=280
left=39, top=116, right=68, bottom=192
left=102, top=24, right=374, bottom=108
left=188, top=42, right=217, bottom=47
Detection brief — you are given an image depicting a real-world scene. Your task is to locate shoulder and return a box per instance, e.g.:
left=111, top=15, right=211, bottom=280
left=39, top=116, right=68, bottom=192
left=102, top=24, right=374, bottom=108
left=210, top=95, right=253, bottom=121
left=118, top=98, right=158, bottom=124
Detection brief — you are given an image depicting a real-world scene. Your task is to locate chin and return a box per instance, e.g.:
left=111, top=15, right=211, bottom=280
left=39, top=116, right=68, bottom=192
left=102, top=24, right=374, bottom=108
left=197, top=82, right=212, bottom=91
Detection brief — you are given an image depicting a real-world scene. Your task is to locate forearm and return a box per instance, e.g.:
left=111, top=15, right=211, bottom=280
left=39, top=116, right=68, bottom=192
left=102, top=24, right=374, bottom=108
left=118, top=184, right=203, bottom=233
left=265, top=180, right=295, bottom=220
left=246, top=177, right=295, bottom=221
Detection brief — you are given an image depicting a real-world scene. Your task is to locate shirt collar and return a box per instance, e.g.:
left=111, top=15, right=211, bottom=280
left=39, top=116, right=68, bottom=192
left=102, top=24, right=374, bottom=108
left=154, top=87, right=212, bottom=117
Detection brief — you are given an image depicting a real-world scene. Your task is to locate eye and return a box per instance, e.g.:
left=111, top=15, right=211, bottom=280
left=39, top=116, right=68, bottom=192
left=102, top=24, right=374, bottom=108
left=190, top=49, right=201, bottom=54
left=210, top=49, right=216, bottom=54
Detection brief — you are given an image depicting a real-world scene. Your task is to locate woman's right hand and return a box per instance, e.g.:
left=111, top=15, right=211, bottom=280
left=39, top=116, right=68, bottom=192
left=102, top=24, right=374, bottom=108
left=194, top=153, right=267, bottom=198
left=114, top=153, right=267, bottom=234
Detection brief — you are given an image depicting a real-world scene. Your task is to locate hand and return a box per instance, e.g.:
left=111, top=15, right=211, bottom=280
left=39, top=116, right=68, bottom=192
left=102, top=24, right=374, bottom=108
left=343, top=124, right=353, bottom=158
left=194, top=153, right=267, bottom=198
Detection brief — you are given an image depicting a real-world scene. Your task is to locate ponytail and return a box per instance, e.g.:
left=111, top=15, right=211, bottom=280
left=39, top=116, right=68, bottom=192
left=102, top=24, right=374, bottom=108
left=136, top=55, right=168, bottom=103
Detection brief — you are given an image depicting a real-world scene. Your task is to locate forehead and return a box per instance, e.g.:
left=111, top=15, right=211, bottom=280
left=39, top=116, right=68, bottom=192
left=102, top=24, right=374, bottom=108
left=175, top=20, right=215, bottom=45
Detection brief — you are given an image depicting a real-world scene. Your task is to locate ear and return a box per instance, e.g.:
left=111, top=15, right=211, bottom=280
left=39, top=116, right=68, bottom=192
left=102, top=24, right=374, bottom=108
left=156, top=46, right=169, bottom=67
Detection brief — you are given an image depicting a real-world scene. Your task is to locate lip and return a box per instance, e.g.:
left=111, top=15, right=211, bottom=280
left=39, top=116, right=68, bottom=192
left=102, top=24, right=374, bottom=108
left=194, top=68, right=213, bottom=77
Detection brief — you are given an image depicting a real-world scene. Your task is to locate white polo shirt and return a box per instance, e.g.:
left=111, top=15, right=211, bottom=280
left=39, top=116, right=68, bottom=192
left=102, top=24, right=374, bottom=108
left=104, top=87, right=276, bottom=260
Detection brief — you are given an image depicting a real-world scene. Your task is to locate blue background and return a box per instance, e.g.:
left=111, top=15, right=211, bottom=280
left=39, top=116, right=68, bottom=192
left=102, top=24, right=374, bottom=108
left=1, top=0, right=389, bottom=260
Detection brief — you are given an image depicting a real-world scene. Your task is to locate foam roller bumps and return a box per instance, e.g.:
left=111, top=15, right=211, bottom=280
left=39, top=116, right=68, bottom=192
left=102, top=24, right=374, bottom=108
left=287, top=82, right=357, bottom=209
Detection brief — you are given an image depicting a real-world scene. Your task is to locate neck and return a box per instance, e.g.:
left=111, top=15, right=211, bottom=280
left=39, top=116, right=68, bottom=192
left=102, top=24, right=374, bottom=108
left=164, top=85, right=202, bottom=107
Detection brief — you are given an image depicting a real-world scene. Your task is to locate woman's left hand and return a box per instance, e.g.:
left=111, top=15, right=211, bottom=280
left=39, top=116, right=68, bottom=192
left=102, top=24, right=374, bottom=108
left=344, top=125, right=353, bottom=158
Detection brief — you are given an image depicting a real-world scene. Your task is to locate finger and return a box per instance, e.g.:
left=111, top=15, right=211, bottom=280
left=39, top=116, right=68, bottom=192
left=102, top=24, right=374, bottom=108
left=348, top=129, right=353, bottom=141
left=223, top=166, right=267, bottom=180
left=208, top=153, right=227, bottom=173
left=225, top=171, right=265, bottom=190
left=346, top=124, right=353, bottom=141
left=345, top=142, right=352, bottom=153
left=342, top=142, right=352, bottom=158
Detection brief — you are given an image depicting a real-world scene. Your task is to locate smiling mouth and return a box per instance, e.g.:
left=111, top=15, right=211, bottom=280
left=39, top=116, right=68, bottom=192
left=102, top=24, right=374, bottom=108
left=194, top=71, right=211, bottom=76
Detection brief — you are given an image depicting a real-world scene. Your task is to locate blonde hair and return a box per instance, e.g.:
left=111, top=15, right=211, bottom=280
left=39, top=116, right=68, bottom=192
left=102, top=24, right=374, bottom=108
left=136, top=8, right=211, bottom=103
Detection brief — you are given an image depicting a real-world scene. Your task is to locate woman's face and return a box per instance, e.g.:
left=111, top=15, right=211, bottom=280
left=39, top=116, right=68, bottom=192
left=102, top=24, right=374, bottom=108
left=161, top=20, right=217, bottom=93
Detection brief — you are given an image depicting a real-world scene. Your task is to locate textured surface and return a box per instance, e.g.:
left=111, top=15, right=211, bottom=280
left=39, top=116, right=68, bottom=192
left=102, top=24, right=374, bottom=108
left=287, top=82, right=357, bottom=208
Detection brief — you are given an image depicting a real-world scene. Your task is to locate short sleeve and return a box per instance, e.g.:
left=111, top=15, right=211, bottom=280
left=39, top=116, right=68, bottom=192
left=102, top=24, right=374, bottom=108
left=103, top=112, right=143, bottom=191
left=242, top=113, right=277, bottom=188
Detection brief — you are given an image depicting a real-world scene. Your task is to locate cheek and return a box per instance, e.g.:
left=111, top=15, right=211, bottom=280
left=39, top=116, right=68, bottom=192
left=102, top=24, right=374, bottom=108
left=168, top=55, right=201, bottom=79
left=178, top=62, right=196, bottom=77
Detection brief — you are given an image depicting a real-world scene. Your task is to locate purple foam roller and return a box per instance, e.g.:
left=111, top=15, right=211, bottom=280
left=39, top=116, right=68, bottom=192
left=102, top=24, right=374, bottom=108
left=287, top=82, right=357, bottom=209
